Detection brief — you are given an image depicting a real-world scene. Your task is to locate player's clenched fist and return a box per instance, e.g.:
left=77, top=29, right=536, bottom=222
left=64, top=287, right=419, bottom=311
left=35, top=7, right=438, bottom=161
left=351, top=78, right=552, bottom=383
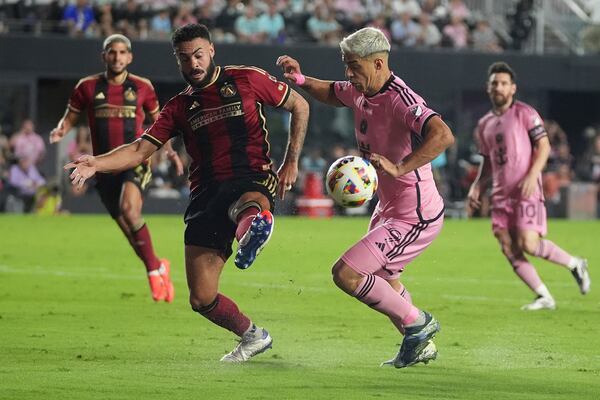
left=276, top=55, right=304, bottom=85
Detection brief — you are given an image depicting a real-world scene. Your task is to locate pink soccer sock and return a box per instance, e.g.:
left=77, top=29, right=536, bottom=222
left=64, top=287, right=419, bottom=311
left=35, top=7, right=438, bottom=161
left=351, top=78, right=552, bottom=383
left=353, top=274, right=420, bottom=331
left=397, top=283, right=413, bottom=304
left=391, top=283, right=413, bottom=334
left=533, top=239, right=572, bottom=268
left=235, top=207, right=261, bottom=242
left=194, top=293, right=251, bottom=337
left=510, top=256, right=543, bottom=292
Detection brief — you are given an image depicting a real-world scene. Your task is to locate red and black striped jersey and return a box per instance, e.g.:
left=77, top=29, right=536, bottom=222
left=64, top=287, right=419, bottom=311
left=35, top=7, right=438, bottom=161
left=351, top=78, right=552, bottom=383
left=68, top=72, right=159, bottom=155
left=142, top=65, right=290, bottom=193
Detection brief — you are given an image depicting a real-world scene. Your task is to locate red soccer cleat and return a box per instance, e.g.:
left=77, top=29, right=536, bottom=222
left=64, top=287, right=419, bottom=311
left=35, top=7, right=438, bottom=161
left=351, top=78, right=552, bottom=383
left=147, top=269, right=167, bottom=302
left=159, top=258, right=175, bottom=303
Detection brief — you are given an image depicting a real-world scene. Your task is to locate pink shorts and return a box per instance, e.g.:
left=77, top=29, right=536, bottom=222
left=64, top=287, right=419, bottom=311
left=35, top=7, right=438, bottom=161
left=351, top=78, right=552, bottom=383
left=491, top=197, right=547, bottom=236
left=341, top=215, right=444, bottom=280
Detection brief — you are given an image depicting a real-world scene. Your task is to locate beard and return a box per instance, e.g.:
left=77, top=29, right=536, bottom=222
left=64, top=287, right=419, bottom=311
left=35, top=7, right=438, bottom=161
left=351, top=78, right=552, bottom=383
left=491, top=93, right=509, bottom=108
left=107, top=64, right=126, bottom=77
left=182, top=58, right=216, bottom=88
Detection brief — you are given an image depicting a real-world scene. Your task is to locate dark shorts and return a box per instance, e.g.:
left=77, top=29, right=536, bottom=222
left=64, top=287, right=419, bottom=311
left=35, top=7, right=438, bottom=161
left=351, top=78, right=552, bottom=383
left=184, top=171, right=278, bottom=259
left=95, top=162, right=152, bottom=219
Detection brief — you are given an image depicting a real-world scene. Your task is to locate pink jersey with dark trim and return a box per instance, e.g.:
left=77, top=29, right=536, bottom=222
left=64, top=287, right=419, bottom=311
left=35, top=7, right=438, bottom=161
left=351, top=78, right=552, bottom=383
left=476, top=100, right=547, bottom=201
left=333, top=74, right=445, bottom=223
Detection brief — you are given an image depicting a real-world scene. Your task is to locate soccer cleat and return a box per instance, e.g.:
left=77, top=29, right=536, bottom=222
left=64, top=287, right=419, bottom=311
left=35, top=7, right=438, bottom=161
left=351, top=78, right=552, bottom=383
left=381, top=340, right=438, bottom=368
left=220, top=327, right=273, bottom=363
left=521, top=295, right=556, bottom=311
left=147, top=269, right=167, bottom=302
left=159, top=258, right=175, bottom=303
left=571, top=258, right=591, bottom=295
left=396, top=311, right=440, bottom=368
left=234, top=210, right=274, bottom=270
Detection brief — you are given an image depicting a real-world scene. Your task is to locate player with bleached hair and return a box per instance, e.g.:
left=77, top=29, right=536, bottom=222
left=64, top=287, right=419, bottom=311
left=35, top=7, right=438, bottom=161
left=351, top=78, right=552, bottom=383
left=468, top=61, right=590, bottom=310
left=277, top=27, right=454, bottom=368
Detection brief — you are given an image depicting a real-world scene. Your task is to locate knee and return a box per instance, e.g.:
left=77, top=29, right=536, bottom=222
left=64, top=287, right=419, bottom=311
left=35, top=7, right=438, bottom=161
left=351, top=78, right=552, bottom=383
left=189, top=291, right=217, bottom=313
left=121, top=202, right=141, bottom=226
left=494, top=234, right=513, bottom=259
left=331, top=260, right=362, bottom=294
left=519, top=237, right=539, bottom=255
left=233, top=193, right=270, bottom=213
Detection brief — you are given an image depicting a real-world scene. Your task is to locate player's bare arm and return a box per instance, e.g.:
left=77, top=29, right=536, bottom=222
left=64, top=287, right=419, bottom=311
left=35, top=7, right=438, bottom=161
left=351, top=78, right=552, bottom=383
left=50, top=109, right=79, bottom=143
left=520, top=136, right=550, bottom=198
left=65, top=138, right=158, bottom=188
left=276, top=89, right=310, bottom=199
left=276, top=55, right=343, bottom=107
left=148, top=109, right=184, bottom=176
left=370, top=116, right=454, bottom=178
left=467, top=155, right=492, bottom=211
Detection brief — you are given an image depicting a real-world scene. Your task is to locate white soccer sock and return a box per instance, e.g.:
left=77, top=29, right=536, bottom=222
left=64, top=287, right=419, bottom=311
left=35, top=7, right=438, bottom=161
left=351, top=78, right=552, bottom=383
left=534, top=283, right=553, bottom=299
left=567, top=257, right=580, bottom=271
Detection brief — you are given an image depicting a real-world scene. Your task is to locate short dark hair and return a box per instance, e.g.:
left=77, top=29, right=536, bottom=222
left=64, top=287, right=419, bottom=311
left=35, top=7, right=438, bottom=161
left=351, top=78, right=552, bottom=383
left=487, top=61, right=516, bottom=82
left=171, top=24, right=212, bottom=48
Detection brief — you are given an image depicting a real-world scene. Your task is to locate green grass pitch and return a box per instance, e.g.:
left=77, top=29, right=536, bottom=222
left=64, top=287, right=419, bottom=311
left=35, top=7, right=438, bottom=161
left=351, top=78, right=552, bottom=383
left=1, top=215, right=599, bottom=399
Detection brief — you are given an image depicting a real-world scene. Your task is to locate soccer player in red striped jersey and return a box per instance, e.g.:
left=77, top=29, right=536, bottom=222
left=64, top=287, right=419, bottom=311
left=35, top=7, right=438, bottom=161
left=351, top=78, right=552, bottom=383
left=468, top=62, right=590, bottom=311
left=50, top=34, right=184, bottom=303
left=277, top=27, right=454, bottom=368
left=65, top=24, right=309, bottom=362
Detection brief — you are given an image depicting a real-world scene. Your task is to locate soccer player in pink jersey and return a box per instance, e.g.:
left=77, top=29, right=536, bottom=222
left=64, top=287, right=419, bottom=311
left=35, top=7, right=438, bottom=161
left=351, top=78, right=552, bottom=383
left=468, top=62, right=590, bottom=311
left=277, top=27, right=455, bottom=368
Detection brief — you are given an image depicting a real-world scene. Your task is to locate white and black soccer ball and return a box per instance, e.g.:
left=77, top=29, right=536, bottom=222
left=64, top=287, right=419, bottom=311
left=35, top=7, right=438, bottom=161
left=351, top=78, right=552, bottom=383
left=325, top=156, right=378, bottom=208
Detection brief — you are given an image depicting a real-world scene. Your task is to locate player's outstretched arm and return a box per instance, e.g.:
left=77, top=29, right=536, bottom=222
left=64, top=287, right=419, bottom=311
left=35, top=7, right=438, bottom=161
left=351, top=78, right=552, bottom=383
left=50, top=109, right=79, bottom=144
left=64, top=138, right=158, bottom=188
left=276, top=55, right=343, bottom=107
left=370, top=116, right=454, bottom=178
left=276, top=89, right=310, bottom=200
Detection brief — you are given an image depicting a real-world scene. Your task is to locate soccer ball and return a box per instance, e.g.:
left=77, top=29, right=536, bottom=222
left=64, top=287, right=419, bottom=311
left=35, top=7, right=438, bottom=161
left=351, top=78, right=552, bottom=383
left=325, top=156, right=378, bottom=207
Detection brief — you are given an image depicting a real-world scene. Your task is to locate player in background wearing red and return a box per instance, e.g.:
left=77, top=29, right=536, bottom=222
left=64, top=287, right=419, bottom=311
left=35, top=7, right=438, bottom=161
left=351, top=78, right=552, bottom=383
left=50, top=34, right=184, bottom=303
left=277, top=27, right=454, bottom=368
left=468, top=62, right=590, bottom=310
left=65, top=24, right=309, bottom=362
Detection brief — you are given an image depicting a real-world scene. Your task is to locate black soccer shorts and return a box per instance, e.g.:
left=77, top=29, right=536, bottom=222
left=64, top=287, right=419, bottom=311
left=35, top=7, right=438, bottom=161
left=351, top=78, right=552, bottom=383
left=183, top=171, right=277, bottom=259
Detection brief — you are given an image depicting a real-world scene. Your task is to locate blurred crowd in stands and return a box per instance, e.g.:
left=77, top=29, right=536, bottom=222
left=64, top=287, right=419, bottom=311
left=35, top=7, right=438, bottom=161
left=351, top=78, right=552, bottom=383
left=1, top=1, right=599, bottom=52
left=0, top=0, right=518, bottom=52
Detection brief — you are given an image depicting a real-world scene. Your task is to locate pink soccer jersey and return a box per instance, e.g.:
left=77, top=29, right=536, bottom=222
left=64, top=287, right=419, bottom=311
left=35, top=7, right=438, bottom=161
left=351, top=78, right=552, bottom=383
left=333, top=74, right=445, bottom=223
left=476, top=100, right=547, bottom=202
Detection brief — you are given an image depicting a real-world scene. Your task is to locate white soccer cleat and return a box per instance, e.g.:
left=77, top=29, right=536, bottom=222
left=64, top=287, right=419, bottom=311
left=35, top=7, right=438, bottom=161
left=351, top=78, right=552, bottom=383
left=220, top=328, right=273, bottom=363
left=521, top=296, right=556, bottom=311
left=381, top=340, right=438, bottom=368
left=571, top=258, right=591, bottom=295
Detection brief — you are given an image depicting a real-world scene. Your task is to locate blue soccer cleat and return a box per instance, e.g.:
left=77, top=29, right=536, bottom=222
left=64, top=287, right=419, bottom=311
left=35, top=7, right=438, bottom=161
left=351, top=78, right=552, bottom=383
left=234, top=210, right=274, bottom=270
left=396, top=311, right=440, bottom=368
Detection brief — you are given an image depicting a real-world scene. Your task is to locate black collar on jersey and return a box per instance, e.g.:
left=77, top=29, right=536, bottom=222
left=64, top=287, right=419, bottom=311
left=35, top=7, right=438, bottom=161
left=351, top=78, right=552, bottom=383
left=377, top=73, right=395, bottom=95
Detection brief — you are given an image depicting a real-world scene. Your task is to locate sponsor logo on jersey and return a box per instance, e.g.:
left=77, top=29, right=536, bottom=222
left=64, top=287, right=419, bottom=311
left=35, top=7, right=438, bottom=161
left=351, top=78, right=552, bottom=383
left=189, top=102, right=244, bottom=129
left=94, top=104, right=136, bottom=118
